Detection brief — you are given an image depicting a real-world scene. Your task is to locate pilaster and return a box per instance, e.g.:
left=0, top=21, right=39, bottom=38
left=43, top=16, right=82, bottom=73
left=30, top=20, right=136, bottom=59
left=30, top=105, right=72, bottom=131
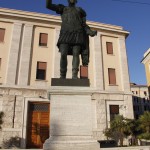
left=118, top=37, right=130, bottom=92
left=92, top=94, right=107, bottom=140
left=92, top=32, right=104, bottom=90
left=17, top=24, right=33, bottom=86
left=124, top=94, right=134, bottom=119
left=52, top=28, right=60, bottom=78
left=6, top=22, right=22, bottom=85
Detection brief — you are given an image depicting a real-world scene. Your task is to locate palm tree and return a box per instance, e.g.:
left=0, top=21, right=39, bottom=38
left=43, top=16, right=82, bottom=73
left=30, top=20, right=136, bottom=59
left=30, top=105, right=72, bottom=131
left=138, top=111, right=150, bottom=140
left=111, top=115, right=127, bottom=146
left=104, top=115, right=130, bottom=146
left=125, top=119, right=141, bottom=145
left=104, top=113, right=150, bottom=146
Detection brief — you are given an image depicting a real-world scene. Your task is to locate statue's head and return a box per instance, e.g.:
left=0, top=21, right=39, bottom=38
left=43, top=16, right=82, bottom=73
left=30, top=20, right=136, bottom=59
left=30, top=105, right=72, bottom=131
left=68, top=0, right=77, bottom=4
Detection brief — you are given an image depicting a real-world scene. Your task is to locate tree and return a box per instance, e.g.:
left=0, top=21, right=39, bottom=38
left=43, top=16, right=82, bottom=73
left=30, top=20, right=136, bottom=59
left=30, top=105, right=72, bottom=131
left=104, top=115, right=130, bottom=146
left=138, top=111, right=150, bottom=140
left=125, top=119, right=141, bottom=145
left=104, top=112, right=150, bottom=146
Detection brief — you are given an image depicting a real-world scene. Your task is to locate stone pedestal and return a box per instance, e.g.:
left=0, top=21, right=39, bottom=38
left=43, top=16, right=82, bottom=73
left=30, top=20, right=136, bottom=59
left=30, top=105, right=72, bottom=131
left=43, top=87, right=100, bottom=150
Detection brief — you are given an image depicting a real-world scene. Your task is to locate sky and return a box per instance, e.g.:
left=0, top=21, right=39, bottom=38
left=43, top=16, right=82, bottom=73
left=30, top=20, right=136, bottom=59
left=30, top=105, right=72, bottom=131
left=0, top=0, right=149, bottom=85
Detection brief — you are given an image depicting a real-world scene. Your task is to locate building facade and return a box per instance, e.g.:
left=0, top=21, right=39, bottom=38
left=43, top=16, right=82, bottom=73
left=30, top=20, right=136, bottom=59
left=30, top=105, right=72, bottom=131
left=141, top=48, right=150, bottom=95
left=130, top=83, right=150, bottom=119
left=0, top=8, right=133, bottom=148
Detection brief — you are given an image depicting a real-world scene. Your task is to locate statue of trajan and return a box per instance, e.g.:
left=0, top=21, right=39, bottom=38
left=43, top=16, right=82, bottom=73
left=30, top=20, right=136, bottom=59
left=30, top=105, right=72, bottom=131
left=46, top=0, right=97, bottom=79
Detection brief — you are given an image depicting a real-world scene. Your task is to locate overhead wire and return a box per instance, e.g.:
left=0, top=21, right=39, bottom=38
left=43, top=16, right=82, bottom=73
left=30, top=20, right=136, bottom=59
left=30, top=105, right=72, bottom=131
left=112, top=0, right=150, bottom=5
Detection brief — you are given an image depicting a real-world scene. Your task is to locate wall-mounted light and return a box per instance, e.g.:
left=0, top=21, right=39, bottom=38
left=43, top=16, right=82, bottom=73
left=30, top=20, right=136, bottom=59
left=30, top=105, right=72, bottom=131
left=119, top=105, right=126, bottom=109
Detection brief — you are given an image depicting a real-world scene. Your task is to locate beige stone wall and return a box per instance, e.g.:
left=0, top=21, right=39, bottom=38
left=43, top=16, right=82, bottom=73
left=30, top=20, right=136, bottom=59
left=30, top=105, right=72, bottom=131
left=30, top=26, right=55, bottom=87
left=131, top=86, right=149, bottom=98
left=92, top=92, right=133, bottom=141
left=0, top=8, right=130, bottom=91
left=145, top=60, right=150, bottom=86
left=0, top=87, right=48, bottom=148
left=142, top=50, right=150, bottom=96
left=101, top=35, right=122, bottom=91
left=0, top=22, right=13, bottom=84
left=0, top=86, right=133, bottom=147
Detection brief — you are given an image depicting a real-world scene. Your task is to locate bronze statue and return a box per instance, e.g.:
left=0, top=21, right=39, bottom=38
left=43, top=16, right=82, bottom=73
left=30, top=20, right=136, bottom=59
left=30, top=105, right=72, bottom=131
left=46, top=0, right=97, bottom=79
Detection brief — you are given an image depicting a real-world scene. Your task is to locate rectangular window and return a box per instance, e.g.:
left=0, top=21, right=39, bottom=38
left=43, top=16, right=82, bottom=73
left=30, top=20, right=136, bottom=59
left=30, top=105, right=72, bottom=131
left=0, top=28, right=5, bottom=42
left=36, top=62, right=47, bottom=80
left=108, top=68, right=116, bottom=85
left=110, top=105, right=119, bottom=121
left=106, top=42, right=113, bottom=54
left=144, top=91, right=147, bottom=96
left=39, top=33, right=48, bottom=46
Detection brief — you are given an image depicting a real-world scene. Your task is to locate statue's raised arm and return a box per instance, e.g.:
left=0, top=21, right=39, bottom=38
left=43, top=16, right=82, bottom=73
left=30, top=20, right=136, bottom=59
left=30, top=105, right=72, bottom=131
left=46, top=0, right=64, bottom=14
left=46, top=0, right=54, bottom=11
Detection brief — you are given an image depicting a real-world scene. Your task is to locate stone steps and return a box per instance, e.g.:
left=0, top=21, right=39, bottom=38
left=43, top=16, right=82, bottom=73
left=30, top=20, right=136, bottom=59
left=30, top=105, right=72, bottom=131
left=100, top=146, right=150, bottom=150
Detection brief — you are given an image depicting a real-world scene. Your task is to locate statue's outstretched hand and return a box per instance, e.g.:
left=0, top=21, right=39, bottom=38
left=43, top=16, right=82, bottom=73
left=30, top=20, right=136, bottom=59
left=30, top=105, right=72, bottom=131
left=87, top=30, right=97, bottom=37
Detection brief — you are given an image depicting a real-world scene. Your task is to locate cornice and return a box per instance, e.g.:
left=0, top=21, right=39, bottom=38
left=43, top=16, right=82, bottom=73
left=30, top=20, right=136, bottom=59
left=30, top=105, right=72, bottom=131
left=0, top=7, right=129, bottom=36
left=0, top=85, right=132, bottom=96
left=47, top=86, right=132, bottom=96
left=141, top=52, right=150, bottom=64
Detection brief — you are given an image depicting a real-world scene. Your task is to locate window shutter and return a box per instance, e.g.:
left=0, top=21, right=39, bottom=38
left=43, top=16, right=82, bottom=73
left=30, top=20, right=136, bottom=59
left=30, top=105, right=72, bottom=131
left=108, top=68, right=116, bottom=85
left=40, top=33, right=48, bottom=46
left=106, top=42, right=113, bottom=54
left=37, top=62, right=46, bottom=70
left=0, top=29, right=5, bottom=42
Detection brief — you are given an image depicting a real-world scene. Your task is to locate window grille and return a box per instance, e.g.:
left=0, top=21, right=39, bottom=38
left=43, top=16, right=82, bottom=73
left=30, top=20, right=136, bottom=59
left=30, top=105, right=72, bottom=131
left=30, top=103, right=49, bottom=112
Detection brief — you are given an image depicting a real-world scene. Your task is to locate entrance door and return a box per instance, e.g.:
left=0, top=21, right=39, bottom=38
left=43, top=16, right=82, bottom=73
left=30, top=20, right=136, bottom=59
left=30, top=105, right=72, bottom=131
left=26, top=102, right=50, bottom=148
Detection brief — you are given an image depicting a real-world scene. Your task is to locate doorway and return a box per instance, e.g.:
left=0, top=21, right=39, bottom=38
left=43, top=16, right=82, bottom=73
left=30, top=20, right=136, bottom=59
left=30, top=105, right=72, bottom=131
left=26, top=102, right=50, bottom=148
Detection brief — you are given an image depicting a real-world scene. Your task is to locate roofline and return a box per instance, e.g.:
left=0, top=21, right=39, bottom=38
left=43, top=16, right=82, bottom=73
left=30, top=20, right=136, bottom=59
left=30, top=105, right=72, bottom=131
left=0, top=7, right=129, bottom=36
left=130, top=85, right=148, bottom=87
left=141, top=51, right=150, bottom=63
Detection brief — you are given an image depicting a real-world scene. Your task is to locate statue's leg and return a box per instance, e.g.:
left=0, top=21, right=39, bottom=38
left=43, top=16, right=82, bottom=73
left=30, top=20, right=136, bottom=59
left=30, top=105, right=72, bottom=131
left=72, top=45, right=81, bottom=79
left=59, top=44, right=69, bottom=78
